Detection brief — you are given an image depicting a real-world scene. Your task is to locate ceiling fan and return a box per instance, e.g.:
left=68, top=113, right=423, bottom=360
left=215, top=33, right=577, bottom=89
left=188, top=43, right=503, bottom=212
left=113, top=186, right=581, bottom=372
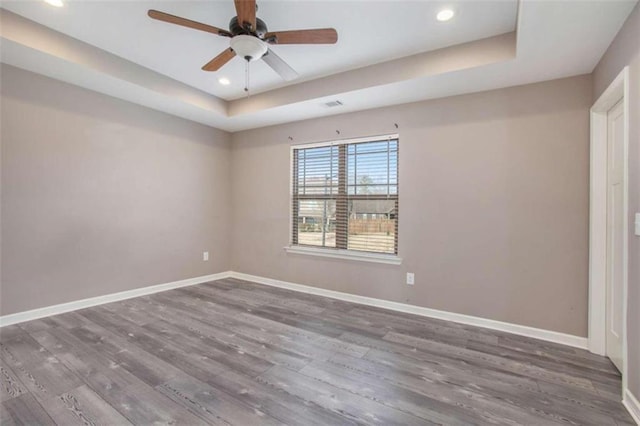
left=148, top=0, right=338, bottom=86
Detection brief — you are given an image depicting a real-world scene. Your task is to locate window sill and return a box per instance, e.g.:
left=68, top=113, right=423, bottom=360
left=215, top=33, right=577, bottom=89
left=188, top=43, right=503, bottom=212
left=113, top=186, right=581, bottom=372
left=284, top=245, right=402, bottom=265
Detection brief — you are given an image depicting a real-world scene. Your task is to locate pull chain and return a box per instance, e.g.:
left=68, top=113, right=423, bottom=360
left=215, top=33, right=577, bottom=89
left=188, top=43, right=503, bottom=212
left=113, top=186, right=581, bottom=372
left=244, top=59, right=250, bottom=97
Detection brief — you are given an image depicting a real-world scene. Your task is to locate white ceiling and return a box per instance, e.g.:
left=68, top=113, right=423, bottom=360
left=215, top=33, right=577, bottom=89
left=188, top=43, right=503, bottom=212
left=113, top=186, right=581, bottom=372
left=1, top=0, right=518, bottom=100
left=0, top=0, right=637, bottom=132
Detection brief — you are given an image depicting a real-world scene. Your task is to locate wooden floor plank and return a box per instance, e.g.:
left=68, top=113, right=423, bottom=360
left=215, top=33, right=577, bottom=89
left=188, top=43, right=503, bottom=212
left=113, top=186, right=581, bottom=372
left=0, top=360, right=28, bottom=403
left=298, top=359, right=504, bottom=425
left=1, top=393, right=55, bottom=426
left=0, top=278, right=634, bottom=425
left=0, top=333, right=84, bottom=404
left=157, top=373, right=283, bottom=425
left=383, top=331, right=597, bottom=391
left=74, top=312, right=232, bottom=384
left=147, top=315, right=312, bottom=371
left=328, top=351, right=615, bottom=426
left=38, top=385, right=134, bottom=426
left=346, top=306, right=500, bottom=345
left=205, top=367, right=362, bottom=426
left=141, top=319, right=275, bottom=377
left=0, top=325, right=26, bottom=342
left=151, top=290, right=370, bottom=361
left=258, top=365, right=434, bottom=425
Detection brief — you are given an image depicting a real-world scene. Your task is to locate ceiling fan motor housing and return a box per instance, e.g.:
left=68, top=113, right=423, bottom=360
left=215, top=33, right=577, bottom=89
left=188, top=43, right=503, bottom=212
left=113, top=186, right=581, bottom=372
left=230, top=34, right=268, bottom=61
left=229, top=16, right=268, bottom=38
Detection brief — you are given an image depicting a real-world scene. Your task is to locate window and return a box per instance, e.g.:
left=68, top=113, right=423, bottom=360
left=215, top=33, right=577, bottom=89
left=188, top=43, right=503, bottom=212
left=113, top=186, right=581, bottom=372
left=291, top=135, right=399, bottom=256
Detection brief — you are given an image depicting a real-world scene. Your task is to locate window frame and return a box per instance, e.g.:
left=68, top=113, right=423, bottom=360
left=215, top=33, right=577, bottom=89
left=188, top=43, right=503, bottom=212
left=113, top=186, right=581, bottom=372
left=286, top=134, right=402, bottom=265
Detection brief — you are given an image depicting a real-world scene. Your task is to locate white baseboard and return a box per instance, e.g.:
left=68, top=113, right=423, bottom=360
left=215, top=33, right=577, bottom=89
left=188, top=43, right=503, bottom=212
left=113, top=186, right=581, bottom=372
left=1, top=269, right=589, bottom=351
left=624, top=388, right=640, bottom=425
left=0, top=271, right=232, bottom=327
left=229, top=271, right=589, bottom=350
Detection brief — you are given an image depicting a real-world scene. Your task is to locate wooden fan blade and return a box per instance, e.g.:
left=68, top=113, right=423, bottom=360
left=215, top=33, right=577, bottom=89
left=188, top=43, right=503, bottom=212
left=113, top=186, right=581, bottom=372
left=148, top=10, right=231, bottom=37
left=234, top=0, right=256, bottom=30
left=202, top=48, right=236, bottom=71
left=262, top=49, right=298, bottom=81
left=265, top=28, right=338, bottom=44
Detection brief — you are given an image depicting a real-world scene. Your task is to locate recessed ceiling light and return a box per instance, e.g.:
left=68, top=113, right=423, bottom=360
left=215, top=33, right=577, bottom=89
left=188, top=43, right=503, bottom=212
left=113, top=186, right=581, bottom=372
left=218, top=77, right=230, bottom=86
left=436, top=9, right=455, bottom=22
left=44, top=0, right=64, bottom=7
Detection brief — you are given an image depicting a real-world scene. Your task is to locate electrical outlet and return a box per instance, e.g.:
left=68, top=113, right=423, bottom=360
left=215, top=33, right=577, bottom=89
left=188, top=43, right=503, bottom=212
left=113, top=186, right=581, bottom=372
left=406, top=272, right=414, bottom=285
left=203, top=251, right=209, bottom=261
left=635, top=213, right=640, bottom=236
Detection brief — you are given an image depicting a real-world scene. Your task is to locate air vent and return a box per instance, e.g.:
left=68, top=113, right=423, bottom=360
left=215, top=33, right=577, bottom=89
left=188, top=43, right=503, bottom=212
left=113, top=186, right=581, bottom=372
left=324, top=100, right=344, bottom=108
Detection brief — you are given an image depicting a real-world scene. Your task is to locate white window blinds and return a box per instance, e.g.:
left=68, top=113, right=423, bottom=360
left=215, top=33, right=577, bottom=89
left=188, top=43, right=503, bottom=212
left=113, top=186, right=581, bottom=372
left=292, top=135, right=399, bottom=255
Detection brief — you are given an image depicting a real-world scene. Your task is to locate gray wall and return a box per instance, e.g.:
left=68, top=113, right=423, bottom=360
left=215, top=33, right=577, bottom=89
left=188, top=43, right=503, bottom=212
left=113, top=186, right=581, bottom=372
left=0, top=64, right=595, bottom=340
left=230, top=75, right=592, bottom=337
left=593, top=1, right=640, bottom=402
left=0, top=64, right=232, bottom=315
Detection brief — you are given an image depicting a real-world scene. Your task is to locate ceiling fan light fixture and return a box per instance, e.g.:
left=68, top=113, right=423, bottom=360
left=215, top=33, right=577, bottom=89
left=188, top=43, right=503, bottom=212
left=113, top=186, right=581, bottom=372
left=218, top=77, right=231, bottom=85
left=230, top=35, right=268, bottom=62
left=436, top=9, right=455, bottom=22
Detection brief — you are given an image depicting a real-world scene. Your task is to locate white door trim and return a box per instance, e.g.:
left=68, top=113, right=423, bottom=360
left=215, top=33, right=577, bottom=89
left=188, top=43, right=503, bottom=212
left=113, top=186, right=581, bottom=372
left=589, top=66, right=629, bottom=394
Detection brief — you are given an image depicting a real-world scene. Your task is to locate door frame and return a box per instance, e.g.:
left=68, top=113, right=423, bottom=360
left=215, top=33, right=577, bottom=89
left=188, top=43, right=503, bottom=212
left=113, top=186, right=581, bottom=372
left=589, top=66, right=629, bottom=394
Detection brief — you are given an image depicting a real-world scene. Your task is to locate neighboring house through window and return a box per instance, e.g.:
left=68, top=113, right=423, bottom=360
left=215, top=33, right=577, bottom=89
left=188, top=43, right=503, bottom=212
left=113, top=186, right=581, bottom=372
left=291, top=134, right=398, bottom=255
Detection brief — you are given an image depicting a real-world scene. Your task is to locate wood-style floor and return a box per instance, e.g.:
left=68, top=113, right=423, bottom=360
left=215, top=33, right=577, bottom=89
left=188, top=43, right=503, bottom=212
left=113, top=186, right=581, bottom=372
left=1, top=278, right=634, bottom=425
